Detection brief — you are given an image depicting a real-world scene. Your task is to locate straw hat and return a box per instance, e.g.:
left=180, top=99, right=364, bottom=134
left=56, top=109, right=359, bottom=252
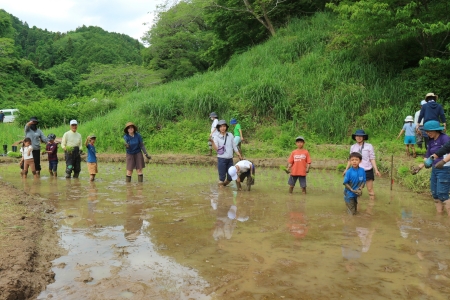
left=124, top=122, right=138, bottom=134
left=425, top=92, right=438, bottom=101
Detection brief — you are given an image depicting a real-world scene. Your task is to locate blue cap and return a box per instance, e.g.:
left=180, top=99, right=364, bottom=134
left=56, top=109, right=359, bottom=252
left=230, top=118, right=237, bottom=125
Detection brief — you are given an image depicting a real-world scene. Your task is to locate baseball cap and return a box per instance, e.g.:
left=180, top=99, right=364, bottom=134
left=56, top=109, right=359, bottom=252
left=70, top=120, right=78, bottom=125
left=295, top=136, right=305, bottom=142
left=228, top=166, right=238, bottom=181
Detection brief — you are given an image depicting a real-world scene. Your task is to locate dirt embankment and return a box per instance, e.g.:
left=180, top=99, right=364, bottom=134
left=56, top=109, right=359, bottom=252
left=0, top=182, right=64, bottom=300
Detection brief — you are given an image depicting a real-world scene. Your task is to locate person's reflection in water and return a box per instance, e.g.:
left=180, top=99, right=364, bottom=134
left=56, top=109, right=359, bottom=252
left=397, top=208, right=420, bottom=239
left=341, top=219, right=375, bottom=272
left=87, top=182, right=98, bottom=226
left=124, top=184, right=144, bottom=241
left=66, top=179, right=81, bottom=201
left=212, top=191, right=248, bottom=241
left=286, top=200, right=308, bottom=247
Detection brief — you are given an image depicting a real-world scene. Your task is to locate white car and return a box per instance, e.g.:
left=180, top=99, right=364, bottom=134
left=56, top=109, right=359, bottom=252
left=1, top=109, right=19, bottom=123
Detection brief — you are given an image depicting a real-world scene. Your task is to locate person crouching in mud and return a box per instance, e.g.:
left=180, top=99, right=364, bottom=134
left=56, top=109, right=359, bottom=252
left=228, top=160, right=255, bottom=191
left=209, top=120, right=242, bottom=187
left=61, top=120, right=82, bottom=178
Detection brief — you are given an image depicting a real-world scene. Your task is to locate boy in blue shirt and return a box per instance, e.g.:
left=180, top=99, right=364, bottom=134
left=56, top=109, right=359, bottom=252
left=343, top=152, right=366, bottom=215
left=85, top=134, right=98, bottom=181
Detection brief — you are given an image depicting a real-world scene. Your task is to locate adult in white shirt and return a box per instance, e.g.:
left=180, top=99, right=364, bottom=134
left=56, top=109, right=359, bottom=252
left=61, top=120, right=82, bottom=178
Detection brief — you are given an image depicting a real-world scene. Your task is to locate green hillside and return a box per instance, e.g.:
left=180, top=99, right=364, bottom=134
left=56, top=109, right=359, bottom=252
left=1, top=12, right=440, bottom=161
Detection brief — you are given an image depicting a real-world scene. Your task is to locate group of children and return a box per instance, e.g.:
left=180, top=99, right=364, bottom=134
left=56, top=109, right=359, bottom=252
left=20, top=133, right=98, bottom=181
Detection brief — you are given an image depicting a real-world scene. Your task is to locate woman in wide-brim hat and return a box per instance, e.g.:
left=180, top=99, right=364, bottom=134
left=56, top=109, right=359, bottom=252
left=209, top=119, right=242, bottom=187
left=397, top=115, right=418, bottom=157
left=123, top=122, right=151, bottom=183
left=343, top=129, right=381, bottom=200
left=412, top=120, right=450, bottom=215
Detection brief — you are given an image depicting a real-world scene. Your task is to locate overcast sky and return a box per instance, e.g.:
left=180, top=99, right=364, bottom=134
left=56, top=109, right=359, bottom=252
left=0, top=0, right=163, bottom=43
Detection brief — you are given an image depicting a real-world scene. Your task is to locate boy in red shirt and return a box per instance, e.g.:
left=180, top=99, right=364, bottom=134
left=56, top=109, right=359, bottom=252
left=287, top=136, right=311, bottom=194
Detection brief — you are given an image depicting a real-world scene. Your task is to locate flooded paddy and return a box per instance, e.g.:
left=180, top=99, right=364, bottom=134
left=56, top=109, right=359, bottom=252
left=1, top=163, right=450, bottom=299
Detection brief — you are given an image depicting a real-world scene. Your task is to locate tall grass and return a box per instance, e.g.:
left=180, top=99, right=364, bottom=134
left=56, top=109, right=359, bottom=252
left=1, top=12, right=426, bottom=157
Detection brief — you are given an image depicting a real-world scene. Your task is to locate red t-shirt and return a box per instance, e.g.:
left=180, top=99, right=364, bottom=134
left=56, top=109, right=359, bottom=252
left=288, top=149, right=311, bottom=176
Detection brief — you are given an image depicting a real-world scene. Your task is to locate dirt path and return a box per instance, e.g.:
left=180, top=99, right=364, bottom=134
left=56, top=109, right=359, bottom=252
left=0, top=154, right=345, bottom=299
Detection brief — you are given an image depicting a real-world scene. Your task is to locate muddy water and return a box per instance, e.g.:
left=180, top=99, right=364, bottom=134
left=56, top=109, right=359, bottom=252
left=1, top=163, right=450, bottom=299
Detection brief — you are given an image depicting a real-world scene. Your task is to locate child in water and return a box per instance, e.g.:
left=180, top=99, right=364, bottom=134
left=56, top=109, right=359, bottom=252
left=343, top=152, right=366, bottom=215
left=20, top=137, right=37, bottom=178
left=43, top=133, right=58, bottom=177
left=85, top=134, right=98, bottom=181
left=287, top=136, right=311, bottom=194
left=397, top=115, right=418, bottom=157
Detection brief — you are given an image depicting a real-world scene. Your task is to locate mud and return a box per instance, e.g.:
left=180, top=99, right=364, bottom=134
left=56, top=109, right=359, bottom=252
left=0, top=182, right=64, bottom=300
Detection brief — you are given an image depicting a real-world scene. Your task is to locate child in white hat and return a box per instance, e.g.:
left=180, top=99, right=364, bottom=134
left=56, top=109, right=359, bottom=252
left=228, top=160, right=255, bottom=191
left=397, top=115, right=418, bottom=157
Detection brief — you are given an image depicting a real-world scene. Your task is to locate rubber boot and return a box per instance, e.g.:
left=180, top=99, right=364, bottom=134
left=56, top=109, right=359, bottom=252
left=289, top=186, right=294, bottom=194
left=302, top=187, right=307, bottom=194
left=49, top=170, right=53, bottom=176
left=218, top=181, right=224, bottom=187
left=138, top=174, right=143, bottom=182
left=223, top=180, right=230, bottom=187
left=443, top=200, right=450, bottom=216
left=435, top=200, right=444, bottom=213
left=65, top=172, right=71, bottom=179
left=53, top=172, right=57, bottom=177
left=126, top=175, right=132, bottom=182
left=73, top=172, right=80, bottom=179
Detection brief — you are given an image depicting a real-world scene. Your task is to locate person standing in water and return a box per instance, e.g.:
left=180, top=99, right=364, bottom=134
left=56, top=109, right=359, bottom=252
left=343, top=129, right=381, bottom=200
left=123, top=122, right=151, bottom=183
left=24, top=116, right=47, bottom=176
left=61, top=120, right=83, bottom=179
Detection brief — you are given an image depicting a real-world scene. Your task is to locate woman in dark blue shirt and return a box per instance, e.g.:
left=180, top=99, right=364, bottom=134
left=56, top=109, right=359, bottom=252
left=123, top=122, right=151, bottom=182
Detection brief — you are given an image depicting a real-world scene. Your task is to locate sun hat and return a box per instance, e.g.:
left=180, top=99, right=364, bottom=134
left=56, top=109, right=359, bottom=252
left=209, top=112, right=218, bottom=118
left=29, top=116, right=39, bottom=122
left=124, top=122, right=138, bottom=134
left=425, top=92, right=438, bottom=101
left=228, top=166, right=238, bottom=181
left=230, top=118, right=238, bottom=125
left=216, top=119, right=229, bottom=131
left=420, top=100, right=427, bottom=105
left=351, top=129, right=369, bottom=140
left=423, top=120, right=444, bottom=131
left=404, top=116, right=414, bottom=122
left=69, top=119, right=78, bottom=125
left=47, top=133, right=56, bottom=140
left=295, top=136, right=305, bottom=142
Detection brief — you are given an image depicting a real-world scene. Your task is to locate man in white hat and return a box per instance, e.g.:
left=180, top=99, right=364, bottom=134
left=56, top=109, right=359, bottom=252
left=61, top=120, right=83, bottom=178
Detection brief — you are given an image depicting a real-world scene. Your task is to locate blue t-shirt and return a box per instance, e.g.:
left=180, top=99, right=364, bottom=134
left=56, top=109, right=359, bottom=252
left=86, top=144, right=97, bottom=163
left=124, top=133, right=144, bottom=155
left=343, top=167, right=366, bottom=200
left=402, top=123, right=416, bottom=136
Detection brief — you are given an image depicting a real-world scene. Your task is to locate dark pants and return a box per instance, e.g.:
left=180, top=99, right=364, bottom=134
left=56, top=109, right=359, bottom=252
left=65, top=147, right=81, bottom=177
left=419, top=127, right=429, bottom=150
left=32, top=149, right=41, bottom=171
left=217, top=157, right=234, bottom=182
